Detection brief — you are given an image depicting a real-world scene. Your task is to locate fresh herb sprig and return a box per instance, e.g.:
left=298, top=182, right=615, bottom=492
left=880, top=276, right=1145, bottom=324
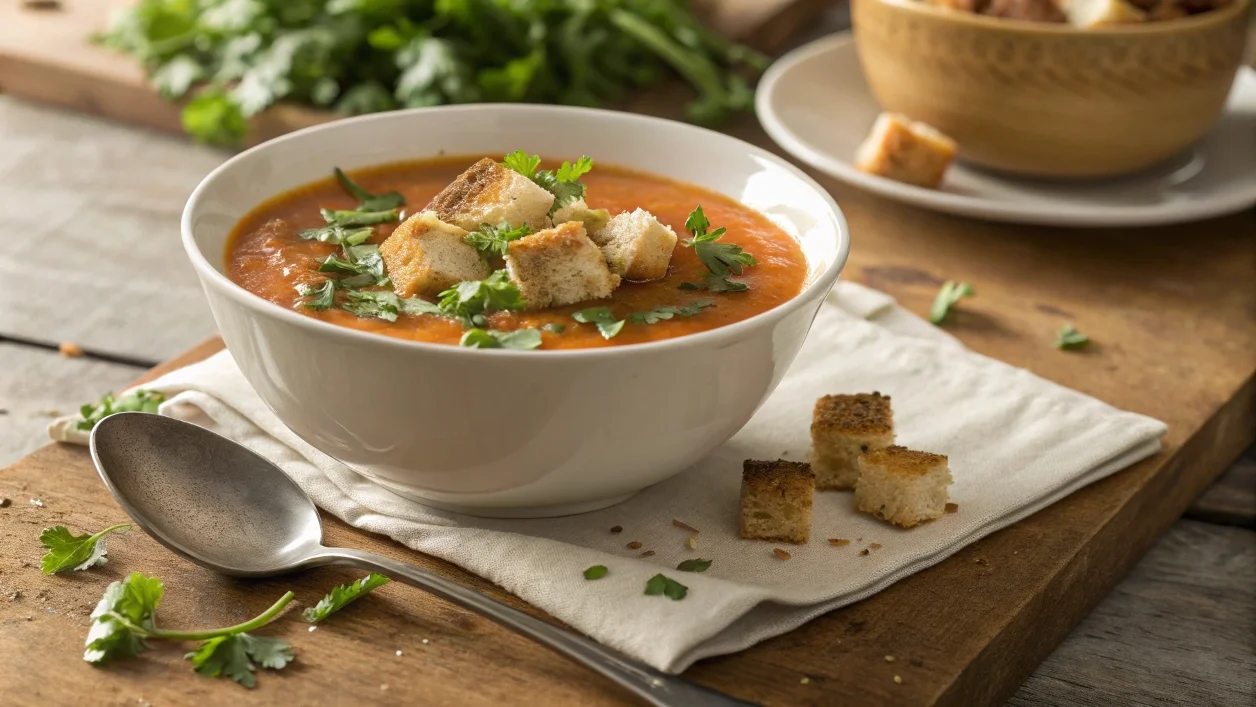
left=676, top=558, right=712, bottom=573
left=504, top=152, right=594, bottom=216
left=1056, top=324, right=1090, bottom=350
left=930, top=281, right=974, bottom=325
left=437, top=270, right=528, bottom=326
left=464, top=222, right=532, bottom=258
left=679, top=206, right=755, bottom=292
left=296, top=280, right=336, bottom=311
left=319, top=244, right=390, bottom=288
left=460, top=328, right=543, bottom=350
left=572, top=307, right=626, bottom=340
left=303, top=573, right=390, bottom=623
left=341, top=289, right=443, bottom=323
left=644, top=574, right=688, bottom=600
left=40, top=524, right=131, bottom=574
left=573, top=300, right=714, bottom=339
left=76, top=390, right=165, bottom=431
left=335, top=168, right=404, bottom=212
left=300, top=208, right=400, bottom=244
left=84, top=572, right=294, bottom=689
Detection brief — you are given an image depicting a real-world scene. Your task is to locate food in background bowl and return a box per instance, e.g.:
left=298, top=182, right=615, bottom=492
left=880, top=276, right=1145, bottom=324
left=183, top=105, right=848, bottom=517
left=228, top=153, right=807, bottom=350
left=922, top=0, right=1232, bottom=23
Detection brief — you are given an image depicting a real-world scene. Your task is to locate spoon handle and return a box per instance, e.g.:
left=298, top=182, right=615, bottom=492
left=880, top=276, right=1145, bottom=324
left=312, top=547, right=749, bottom=707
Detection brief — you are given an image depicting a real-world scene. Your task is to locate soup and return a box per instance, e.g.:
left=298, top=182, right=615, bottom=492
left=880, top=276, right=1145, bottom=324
left=226, top=155, right=807, bottom=350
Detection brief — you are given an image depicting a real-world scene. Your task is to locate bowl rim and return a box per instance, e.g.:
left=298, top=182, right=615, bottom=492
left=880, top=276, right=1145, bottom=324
left=861, top=0, right=1251, bottom=34
left=181, top=103, right=850, bottom=360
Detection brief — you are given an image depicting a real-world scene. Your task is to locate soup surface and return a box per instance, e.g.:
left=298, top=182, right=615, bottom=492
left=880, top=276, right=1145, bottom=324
left=226, top=156, right=807, bottom=349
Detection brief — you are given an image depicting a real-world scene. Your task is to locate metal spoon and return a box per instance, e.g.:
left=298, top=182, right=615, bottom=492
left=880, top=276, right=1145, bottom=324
left=89, top=412, right=744, bottom=707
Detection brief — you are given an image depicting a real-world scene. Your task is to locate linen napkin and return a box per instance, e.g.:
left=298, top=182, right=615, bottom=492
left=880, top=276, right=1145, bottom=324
left=51, top=282, right=1167, bottom=673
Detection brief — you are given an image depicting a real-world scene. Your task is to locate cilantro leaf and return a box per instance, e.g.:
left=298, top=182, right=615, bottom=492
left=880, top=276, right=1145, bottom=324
left=84, top=572, right=164, bottom=664
left=1056, top=324, right=1090, bottom=350
left=929, top=281, right=974, bottom=325
left=334, top=167, right=404, bottom=212
left=583, top=565, right=608, bottom=580
left=296, top=280, right=336, bottom=310
left=572, top=307, right=625, bottom=339
left=676, top=558, right=712, bottom=573
left=679, top=273, right=749, bottom=293
left=627, top=299, right=713, bottom=325
left=682, top=205, right=756, bottom=279
left=298, top=207, right=398, bottom=243
left=643, top=574, right=688, bottom=600
left=459, top=328, right=543, bottom=350
left=319, top=244, right=389, bottom=287
left=503, top=150, right=541, bottom=180
left=302, top=573, right=390, bottom=623
left=556, top=155, right=594, bottom=183
left=40, top=524, right=131, bottom=574
left=186, top=633, right=294, bottom=688
left=76, top=390, right=165, bottom=431
left=437, top=270, right=527, bottom=324
left=542, top=323, right=565, bottom=334
left=464, top=222, right=532, bottom=258
left=342, top=290, right=403, bottom=322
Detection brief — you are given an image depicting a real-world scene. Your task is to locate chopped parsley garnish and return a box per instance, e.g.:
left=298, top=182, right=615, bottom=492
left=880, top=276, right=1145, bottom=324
left=542, top=323, right=566, bottom=334
left=1056, top=324, right=1090, bottom=350
left=627, top=299, right=713, bottom=324
left=676, top=558, right=712, bottom=573
left=334, top=167, right=404, bottom=212
left=299, top=207, right=399, bottom=244
left=296, top=280, right=336, bottom=310
left=464, top=222, right=532, bottom=258
left=503, top=151, right=594, bottom=215
left=437, top=270, right=527, bottom=325
left=643, top=573, right=688, bottom=600
left=679, top=205, right=755, bottom=292
left=318, top=243, right=389, bottom=288
left=572, top=307, right=626, bottom=339
left=303, top=573, right=390, bottom=623
left=929, top=281, right=974, bottom=325
left=583, top=565, right=609, bottom=580
left=341, top=290, right=441, bottom=322
left=40, top=524, right=131, bottom=574
left=459, top=328, right=543, bottom=350
left=84, top=572, right=294, bottom=689
left=76, top=390, right=165, bottom=431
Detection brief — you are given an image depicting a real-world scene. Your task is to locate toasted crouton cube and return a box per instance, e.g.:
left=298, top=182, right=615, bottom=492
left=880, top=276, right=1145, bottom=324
left=1060, top=0, right=1145, bottom=25
left=589, top=208, right=678, bottom=281
left=854, top=113, right=958, bottom=189
left=425, top=158, right=555, bottom=232
left=552, top=199, right=610, bottom=233
left=983, top=0, right=1067, bottom=21
left=855, top=446, right=953, bottom=528
left=810, top=393, right=894, bottom=491
left=380, top=211, right=489, bottom=298
left=504, top=222, right=620, bottom=309
left=739, top=460, right=815, bottom=544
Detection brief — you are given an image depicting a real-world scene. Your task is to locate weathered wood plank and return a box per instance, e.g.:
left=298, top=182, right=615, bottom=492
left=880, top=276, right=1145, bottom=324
left=0, top=97, right=221, bottom=361
left=1187, top=444, right=1256, bottom=528
left=1007, top=520, right=1256, bottom=707
left=0, top=342, right=142, bottom=467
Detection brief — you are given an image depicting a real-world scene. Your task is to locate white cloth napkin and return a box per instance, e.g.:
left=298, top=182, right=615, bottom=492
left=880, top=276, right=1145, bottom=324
left=51, top=282, right=1166, bottom=673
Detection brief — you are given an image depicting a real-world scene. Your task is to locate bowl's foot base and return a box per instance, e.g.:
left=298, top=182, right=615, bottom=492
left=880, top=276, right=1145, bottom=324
left=367, top=478, right=638, bottom=518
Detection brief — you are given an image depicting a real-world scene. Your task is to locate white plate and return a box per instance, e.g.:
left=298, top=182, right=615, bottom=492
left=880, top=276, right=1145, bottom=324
left=756, top=32, right=1256, bottom=227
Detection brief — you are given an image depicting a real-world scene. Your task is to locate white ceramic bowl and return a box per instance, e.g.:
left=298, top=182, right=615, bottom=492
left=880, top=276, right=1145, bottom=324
left=182, top=105, right=850, bottom=517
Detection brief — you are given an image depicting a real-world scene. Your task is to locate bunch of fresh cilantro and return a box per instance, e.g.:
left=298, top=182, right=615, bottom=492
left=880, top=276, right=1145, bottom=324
left=95, top=0, right=768, bottom=146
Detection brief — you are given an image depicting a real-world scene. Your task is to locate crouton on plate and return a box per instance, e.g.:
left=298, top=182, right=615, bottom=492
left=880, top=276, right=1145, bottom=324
left=855, top=446, right=953, bottom=528
left=854, top=113, right=958, bottom=189
left=739, top=459, right=815, bottom=544
left=380, top=211, right=490, bottom=297
left=810, top=392, right=894, bottom=491
left=504, top=222, right=620, bottom=309
left=590, top=208, right=678, bottom=281
left=425, top=157, right=555, bottom=232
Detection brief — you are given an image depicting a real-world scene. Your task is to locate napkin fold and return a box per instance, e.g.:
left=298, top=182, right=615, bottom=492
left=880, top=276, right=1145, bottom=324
left=52, top=282, right=1166, bottom=673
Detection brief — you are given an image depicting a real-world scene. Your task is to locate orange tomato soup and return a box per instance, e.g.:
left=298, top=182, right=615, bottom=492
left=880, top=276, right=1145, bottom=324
left=225, top=157, right=807, bottom=349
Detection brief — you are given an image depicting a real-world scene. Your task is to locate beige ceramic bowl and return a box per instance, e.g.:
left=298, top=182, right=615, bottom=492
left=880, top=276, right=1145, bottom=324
left=852, top=0, right=1252, bottom=178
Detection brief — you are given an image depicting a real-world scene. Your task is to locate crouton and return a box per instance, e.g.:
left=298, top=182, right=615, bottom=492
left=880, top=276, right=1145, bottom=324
left=504, top=222, right=620, bottom=309
left=855, top=446, right=953, bottom=528
left=425, top=158, right=555, bottom=232
left=739, top=460, right=815, bottom=544
left=552, top=198, right=610, bottom=233
left=589, top=208, right=678, bottom=281
left=379, top=211, right=489, bottom=298
left=925, top=0, right=990, bottom=12
left=854, top=113, right=958, bottom=189
left=983, top=0, right=1067, bottom=21
left=810, top=393, right=894, bottom=491
left=1060, top=0, right=1146, bottom=24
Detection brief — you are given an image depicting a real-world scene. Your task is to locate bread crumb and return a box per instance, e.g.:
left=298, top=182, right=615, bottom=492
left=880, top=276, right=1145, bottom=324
left=828, top=538, right=850, bottom=547
left=626, top=541, right=642, bottom=550
left=894, top=675, right=903, bottom=685
left=422, top=639, right=429, bottom=644
left=610, top=525, right=623, bottom=533
left=308, top=625, right=317, bottom=632
left=395, top=650, right=403, bottom=657
left=639, top=550, right=655, bottom=558
left=885, top=655, right=896, bottom=662
left=945, top=503, right=959, bottom=514
left=800, top=677, right=811, bottom=685
left=869, top=543, right=882, bottom=550
left=672, top=519, right=699, bottom=534
left=58, top=341, right=84, bottom=358
left=773, top=548, right=792, bottom=560
left=686, top=536, right=698, bottom=550
left=30, top=498, right=44, bottom=508
left=380, top=684, right=389, bottom=691
left=859, top=549, right=870, bottom=556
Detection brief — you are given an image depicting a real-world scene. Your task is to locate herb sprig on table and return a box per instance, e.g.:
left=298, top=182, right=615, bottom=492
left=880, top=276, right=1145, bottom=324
left=76, top=390, right=166, bottom=431
left=678, top=205, right=755, bottom=292
left=40, top=524, right=131, bottom=574
left=95, top=1, right=768, bottom=146
left=930, top=281, right=974, bottom=325
left=303, top=573, right=390, bottom=623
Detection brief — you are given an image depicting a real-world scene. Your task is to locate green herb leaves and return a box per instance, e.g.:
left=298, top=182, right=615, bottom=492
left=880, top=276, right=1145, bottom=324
left=573, top=299, right=714, bottom=339
left=583, top=565, right=609, bottom=580
left=676, top=558, right=712, bottom=573
left=572, top=307, right=626, bottom=340
left=459, top=328, right=543, bottom=350
left=335, top=168, right=404, bottom=212
left=187, top=634, right=294, bottom=689
left=299, top=208, right=399, bottom=245
left=680, top=205, right=755, bottom=292
left=40, top=524, right=131, bottom=574
left=929, top=281, right=973, bottom=325
left=644, top=574, right=688, bottom=600
left=437, top=270, right=527, bottom=325
left=1056, top=324, right=1090, bottom=350
left=76, top=390, right=165, bottom=431
left=303, top=573, right=390, bottom=623
left=504, top=152, right=594, bottom=215
left=296, top=280, right=336, bottom=310
left=464, top=222, right=532, bottom=258
left=85, top=572, right=163, bottom=664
